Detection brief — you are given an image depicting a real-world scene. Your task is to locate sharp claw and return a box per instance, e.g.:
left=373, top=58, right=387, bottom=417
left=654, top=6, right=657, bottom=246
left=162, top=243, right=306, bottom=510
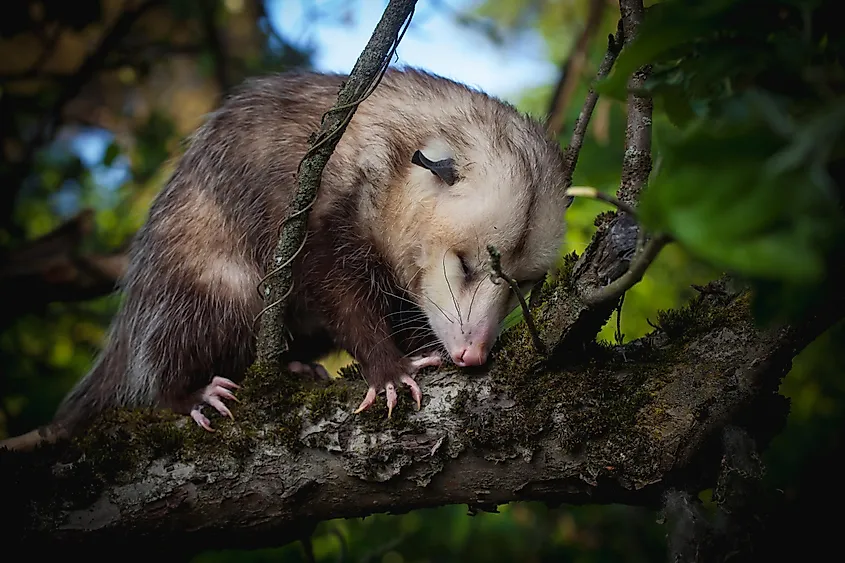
left=211, top=376, right=240, bottom=390
left=401, top=374, right=422, bottom=410
left=208, top=397, right=234, bottom=419
left=386, top=384, right=397, bottom=418
left=191, top=408, right=215, bottom=432
left=354, top=387, right=378, bottom=414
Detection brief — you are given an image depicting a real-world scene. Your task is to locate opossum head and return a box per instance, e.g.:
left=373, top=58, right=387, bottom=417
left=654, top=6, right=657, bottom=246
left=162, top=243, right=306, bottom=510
left=394, top=134, right=569, bottom=367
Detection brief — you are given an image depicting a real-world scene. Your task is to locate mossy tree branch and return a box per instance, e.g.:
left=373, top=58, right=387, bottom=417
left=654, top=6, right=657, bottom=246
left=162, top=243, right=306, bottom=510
left=6, top=279, right=844, bottom=557
left=255, top=0, right=418, bottom=367
left=4, top=0, right=835, bottom=557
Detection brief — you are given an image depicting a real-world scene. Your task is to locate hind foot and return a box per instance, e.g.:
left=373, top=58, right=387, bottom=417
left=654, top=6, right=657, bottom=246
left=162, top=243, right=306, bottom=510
left=190, top=376, right=240, bottom=432
left=353, top=352, right=443, bottom=418
left=287, top=361, right=331, bottom=381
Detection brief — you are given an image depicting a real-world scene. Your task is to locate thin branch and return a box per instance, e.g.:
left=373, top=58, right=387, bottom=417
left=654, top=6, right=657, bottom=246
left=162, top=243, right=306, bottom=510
left=487, top=245, right=546, bottom=355
left=564, top=0, right=655, bottom=311
left=565, top=186, right=638, bottom=217
left=583, top=233, right=671, bottom=306
left=617, top=0, right=652, bottom=206
left=545, top=0, right=607, bottom=138
left=255, top=0, right=419, bottom=367
left=561, top=19, right=624, bottom=188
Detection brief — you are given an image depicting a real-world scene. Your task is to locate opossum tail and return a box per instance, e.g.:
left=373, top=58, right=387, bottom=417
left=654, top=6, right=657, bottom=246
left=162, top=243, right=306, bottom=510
left=0, top=312, right=130, bottom=452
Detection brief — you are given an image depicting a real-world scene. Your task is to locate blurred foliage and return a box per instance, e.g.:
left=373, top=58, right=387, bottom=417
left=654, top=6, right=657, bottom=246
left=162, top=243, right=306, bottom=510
left=195, top=503, right=665, bottom=563
left=1, top=0, right=312, bottom=437
left=596, top=0, right=845, bottom=324
left=2, top=0, right=845, bottom=562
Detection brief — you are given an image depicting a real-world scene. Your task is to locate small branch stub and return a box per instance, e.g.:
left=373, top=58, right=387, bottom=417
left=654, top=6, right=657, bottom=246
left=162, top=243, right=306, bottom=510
left=584, top=233, right=671, bottom=306
left=487, top=244, right=546, bottom=355
left=565, top=186, right=638, bottom=217
left=561, top=18, right=625, bottom=188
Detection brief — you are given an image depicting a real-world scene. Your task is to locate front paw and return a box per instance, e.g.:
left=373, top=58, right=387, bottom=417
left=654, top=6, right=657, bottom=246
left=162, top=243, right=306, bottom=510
left=353, top=352, right=443, bottom=417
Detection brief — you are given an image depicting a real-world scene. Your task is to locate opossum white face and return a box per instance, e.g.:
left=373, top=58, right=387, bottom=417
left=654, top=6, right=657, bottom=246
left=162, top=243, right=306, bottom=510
left=402, top=138, right=568, bottom=367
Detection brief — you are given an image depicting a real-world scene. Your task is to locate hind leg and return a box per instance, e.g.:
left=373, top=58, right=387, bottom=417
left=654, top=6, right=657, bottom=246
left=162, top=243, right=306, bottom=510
left=287, top=360, right=331, bottom=381
left=283, top=327, right=337, bottom=382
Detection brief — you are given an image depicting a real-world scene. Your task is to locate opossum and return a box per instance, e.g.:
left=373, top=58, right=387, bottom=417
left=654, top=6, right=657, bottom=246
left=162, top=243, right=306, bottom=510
left=1, top=67, right=570, bottom=449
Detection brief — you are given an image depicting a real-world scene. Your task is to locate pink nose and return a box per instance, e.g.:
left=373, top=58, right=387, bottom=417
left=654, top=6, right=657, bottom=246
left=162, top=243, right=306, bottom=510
left=453, top=344, right=487, bottom=367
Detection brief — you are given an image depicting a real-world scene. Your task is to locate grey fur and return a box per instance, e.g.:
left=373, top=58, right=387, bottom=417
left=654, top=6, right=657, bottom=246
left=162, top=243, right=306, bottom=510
left=42, top=67, right=570, bottom=437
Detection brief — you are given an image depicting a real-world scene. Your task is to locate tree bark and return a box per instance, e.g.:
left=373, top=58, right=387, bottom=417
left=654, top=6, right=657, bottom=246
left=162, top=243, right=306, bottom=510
left=5, top=277, right=841, bottom=558
left=4, top=0, right=838, bottom=558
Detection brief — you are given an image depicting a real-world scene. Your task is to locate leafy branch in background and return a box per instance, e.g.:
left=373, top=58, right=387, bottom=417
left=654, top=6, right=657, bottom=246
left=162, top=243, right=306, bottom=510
left=3, top=1, right=845, bottom=560
left=596, top=0, right=845, bottom=323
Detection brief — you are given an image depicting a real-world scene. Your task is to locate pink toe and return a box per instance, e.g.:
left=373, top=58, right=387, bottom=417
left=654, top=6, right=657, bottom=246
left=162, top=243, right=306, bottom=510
left=411, top=355, right=442, bottom=370
left=207, top=397, right=233, bottom=419
left=354, top=387, right=377, bottom=414
left=386, top=384, right=397, bottom=418
left=191, top=409, right=214, bottom=432
left=215, top=387, right=238, bottom=402
left=211, top=376, right=240, bottom=390
left=401, top=375, right=422, bottom=409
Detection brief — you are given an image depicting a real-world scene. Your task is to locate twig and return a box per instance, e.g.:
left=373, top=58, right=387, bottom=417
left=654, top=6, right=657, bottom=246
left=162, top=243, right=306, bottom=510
left=583, top=233, right=671, bottom=306
left=254, top=0, right=419, bottom=367
left=561, top=18, right=625, bottom=187
left=614, top=292, right=625, bottom=346
left=545, top=0, right=607, bottom=138
left=565, top=186, right=637, bottom=217
left=617, top=0, right=652, bottom=206
left=487, top=245, right=546, bottom=355
left=571, top=0, right=655, bottom=309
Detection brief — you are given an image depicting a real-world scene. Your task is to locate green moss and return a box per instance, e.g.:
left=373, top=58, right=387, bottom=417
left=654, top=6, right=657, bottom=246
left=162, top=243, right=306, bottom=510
left=655, top=283, right=752, bottom=341
left=450, top=280, right=750, bottom=474
left=555, top=251, right=579, bottom=289
left=271, top=412, right=303, bottom=452
left=337, top=362, right=363, bottom=380
left=304, top=384, right=350, bottom=421
left=356, top=388, right=425, bottom=434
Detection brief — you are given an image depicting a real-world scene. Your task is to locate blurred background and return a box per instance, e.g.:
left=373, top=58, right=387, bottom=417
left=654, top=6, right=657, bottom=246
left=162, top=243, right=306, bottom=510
left=1, top=0, right=844, bottom=561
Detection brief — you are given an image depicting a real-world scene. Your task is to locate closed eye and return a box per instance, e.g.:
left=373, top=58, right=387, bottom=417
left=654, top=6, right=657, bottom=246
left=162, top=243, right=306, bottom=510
left=457, top=253, right=471, bottom=280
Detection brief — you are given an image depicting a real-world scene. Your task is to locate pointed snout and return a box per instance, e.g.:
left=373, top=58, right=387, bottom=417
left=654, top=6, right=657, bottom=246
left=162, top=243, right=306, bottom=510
left=451, top=342, right=488, bottom=367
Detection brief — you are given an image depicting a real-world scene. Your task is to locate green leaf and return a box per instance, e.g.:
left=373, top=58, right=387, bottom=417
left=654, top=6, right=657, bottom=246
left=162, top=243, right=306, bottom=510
left=641, top=112, right=842, bottom=285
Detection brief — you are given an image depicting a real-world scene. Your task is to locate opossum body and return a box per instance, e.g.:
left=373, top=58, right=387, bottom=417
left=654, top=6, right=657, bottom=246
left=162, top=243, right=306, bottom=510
left=11, top=68, right=571, bottom=443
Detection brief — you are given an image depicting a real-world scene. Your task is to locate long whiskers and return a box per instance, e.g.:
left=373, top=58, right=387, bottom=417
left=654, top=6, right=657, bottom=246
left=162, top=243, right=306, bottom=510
left=442, top=247, right=463, bottom=325
left=466, top=277, right=485, bottom=324
left=393, top=286, right=456, bottom=324
left=366, top=323, right=432, bottom=360
left=402, top=339, right=444, bottom=360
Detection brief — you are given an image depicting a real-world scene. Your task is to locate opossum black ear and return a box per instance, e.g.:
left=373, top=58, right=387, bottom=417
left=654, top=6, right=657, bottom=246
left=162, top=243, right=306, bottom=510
left=412, top=150, right=458, bottom=186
